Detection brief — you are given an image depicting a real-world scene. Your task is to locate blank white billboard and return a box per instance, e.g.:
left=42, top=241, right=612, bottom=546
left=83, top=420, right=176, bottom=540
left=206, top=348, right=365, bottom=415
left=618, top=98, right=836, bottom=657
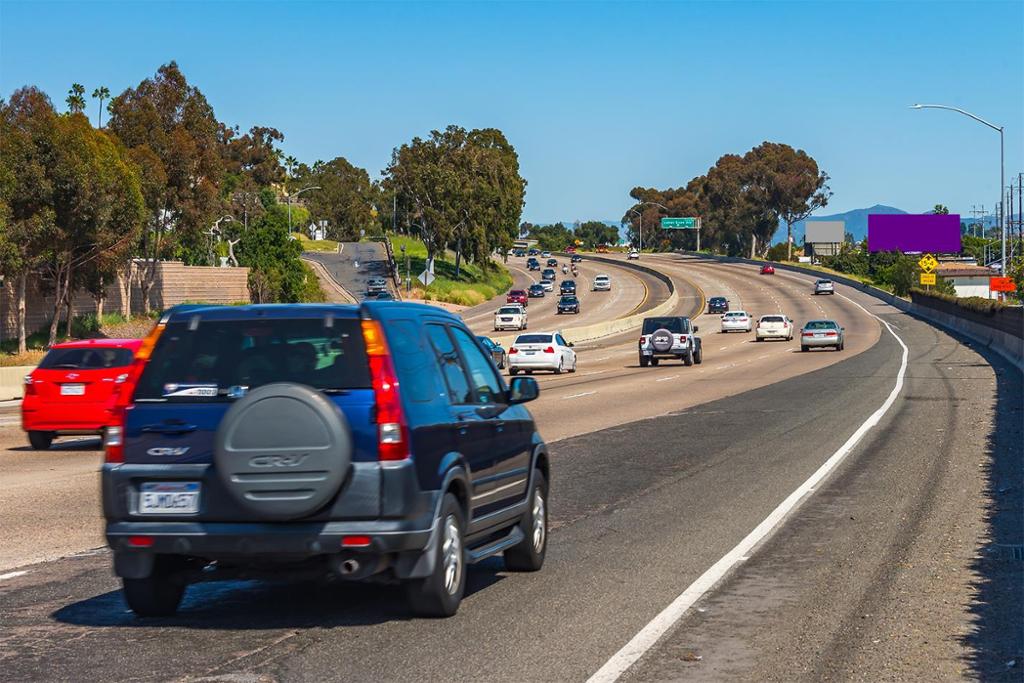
left=805, top=220, right=845, bottom=244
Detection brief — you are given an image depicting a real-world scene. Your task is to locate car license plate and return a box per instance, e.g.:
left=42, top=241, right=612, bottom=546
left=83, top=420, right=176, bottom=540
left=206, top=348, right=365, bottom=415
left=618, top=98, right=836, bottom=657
left=60, top=383, right=85, bottom=396
left=139, top=482, right=200, bottom=514
left=814, top=333, right=825, bottom=338
left=525, top=351, right=536, bottom=355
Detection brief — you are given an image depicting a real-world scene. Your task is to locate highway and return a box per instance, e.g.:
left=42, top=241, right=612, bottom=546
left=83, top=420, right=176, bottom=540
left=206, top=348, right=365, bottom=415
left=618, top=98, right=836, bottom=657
left=0, top=256, right=1018, bottom=681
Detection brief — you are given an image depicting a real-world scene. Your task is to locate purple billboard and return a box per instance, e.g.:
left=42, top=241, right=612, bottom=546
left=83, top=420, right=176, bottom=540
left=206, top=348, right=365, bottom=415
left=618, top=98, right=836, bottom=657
left=868, top=214, right=961, bottom=253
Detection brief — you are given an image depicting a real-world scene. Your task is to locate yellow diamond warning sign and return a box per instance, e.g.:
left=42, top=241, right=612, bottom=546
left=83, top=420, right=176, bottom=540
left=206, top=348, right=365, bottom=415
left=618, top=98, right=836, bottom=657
left=918, top=254, right=938, bottom=273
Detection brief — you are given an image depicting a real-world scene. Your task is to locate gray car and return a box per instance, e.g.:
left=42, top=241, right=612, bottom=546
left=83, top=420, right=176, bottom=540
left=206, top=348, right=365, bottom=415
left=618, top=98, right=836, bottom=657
left=800, top=319, right=845, bottom=351
left=813, top=279, right=835, bottom=295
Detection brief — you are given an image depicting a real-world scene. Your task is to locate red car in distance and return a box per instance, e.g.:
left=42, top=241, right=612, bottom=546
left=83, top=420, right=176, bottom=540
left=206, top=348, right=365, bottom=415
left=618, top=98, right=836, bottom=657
left=22, top=338, right=142, bottom=450
left=760, top=264, right=776, bottom=275
left=506, top=289, right=528, bottom=306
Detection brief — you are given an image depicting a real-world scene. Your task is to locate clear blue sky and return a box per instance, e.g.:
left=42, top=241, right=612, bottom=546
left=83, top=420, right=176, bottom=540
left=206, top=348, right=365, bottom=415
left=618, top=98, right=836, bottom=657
left=2, top=1, right=1021, bottom=224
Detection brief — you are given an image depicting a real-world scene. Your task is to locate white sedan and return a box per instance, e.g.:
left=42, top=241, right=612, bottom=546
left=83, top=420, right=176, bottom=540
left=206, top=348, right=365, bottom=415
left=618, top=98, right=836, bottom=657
left=592, top=274, right=611, bottom=291
left=721, top=310, right=753, bottom=333
left=508, top=331, right=577, bottom=375
left=494, top=304, right=527, bottom=331
left=628, top=250, right=640, bottom=260
left=755, top=314, right=794, bottom=341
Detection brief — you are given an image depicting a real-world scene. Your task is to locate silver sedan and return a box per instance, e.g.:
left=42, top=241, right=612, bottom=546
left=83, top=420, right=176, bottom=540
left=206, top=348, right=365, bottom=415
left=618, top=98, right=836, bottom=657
left=800, top=319, right=845, bottom=351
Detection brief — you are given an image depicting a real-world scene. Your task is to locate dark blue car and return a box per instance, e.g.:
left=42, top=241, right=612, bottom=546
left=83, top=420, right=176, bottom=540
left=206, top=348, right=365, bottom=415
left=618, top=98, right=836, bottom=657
left=102, top=302, right=549, bottom=618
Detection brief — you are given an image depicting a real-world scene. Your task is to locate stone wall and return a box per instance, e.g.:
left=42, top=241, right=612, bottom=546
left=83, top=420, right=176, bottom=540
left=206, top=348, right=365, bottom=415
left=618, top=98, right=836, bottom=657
left=0, top=260, right=249, bottom=341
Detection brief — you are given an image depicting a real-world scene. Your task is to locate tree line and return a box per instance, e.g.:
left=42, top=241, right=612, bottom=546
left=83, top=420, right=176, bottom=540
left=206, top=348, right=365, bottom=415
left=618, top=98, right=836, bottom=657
left=624, top=141, right=832, bottom=258
left=520, top=221, right=621, bottom=252
left=1, top=62, right=527, bottom=352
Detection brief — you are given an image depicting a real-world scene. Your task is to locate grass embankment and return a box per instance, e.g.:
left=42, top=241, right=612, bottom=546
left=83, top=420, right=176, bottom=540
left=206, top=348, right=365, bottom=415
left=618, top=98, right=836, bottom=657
left=391, top=235, right=513, bottom=306
left=294, top=233, right=340, bottom=252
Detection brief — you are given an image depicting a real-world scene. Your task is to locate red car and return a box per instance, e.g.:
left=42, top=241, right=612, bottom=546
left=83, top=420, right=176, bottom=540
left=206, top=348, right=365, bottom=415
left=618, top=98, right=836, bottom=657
left=22, top=338, right=142, bottom=449
left=506, top=289, right=528, bottom=306
left=760, top=264, right=776, bottom=275
left=565, top=246, right=577, bottom=254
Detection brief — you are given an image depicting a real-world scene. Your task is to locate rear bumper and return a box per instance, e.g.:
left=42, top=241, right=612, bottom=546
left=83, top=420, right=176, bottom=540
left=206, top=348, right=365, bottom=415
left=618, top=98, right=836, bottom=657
left=509, top=354, right=559, bottom=369
left=721, top=323, right=751, bottom=331
left=21, top=404, right=112, bottom=433
left=802, top=336, right=841, bottom=347
left=756, top=329, right=790, bottom=338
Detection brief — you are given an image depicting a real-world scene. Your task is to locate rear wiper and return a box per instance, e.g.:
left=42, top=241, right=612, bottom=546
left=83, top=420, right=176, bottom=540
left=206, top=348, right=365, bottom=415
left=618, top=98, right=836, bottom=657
left=52, top=364, right=81, bottom=369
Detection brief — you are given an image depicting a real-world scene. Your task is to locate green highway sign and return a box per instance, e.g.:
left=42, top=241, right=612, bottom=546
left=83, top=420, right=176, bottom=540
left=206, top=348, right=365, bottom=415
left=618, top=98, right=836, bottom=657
left=661, top=217, right=698, bottom=229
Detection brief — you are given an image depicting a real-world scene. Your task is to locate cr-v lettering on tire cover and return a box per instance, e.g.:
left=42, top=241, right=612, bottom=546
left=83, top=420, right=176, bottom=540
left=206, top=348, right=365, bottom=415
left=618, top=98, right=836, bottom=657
left=214, top=383, right=352, bottom=520
left=651, top=328, right=674, bottom=352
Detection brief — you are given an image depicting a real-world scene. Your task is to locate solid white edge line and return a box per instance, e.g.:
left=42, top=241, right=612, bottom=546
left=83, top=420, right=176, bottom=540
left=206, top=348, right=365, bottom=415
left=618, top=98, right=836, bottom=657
left=0, top=570, right=28, bottom=581
left=587, top=296, right=908, bottom=683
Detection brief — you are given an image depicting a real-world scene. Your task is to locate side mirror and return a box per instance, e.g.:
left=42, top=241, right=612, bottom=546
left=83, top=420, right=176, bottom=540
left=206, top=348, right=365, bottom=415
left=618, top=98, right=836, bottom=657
left=693, top=325, right=699, bottom=332
left=508, top=376, right=539, bottom=404
left=567, top=341, right=575, bottom=347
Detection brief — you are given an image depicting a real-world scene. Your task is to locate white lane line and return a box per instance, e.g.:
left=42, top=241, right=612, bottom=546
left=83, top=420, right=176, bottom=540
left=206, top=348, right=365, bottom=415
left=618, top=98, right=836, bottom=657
left=582, top=370, right=608, bottom=376
left=0, top=570, right=28, bottom=581
left=655, top=375, right=678, bottom=382
left=587, top=300, right=909, bottom=683
left=562, top=391, right=597, bottom=400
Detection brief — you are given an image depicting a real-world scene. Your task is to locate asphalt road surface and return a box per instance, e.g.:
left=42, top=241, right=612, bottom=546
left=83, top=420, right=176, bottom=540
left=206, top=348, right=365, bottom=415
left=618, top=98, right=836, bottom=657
left=0, top=258, right=1019, bottom=681
left=303, top=242, right=396, bottom=300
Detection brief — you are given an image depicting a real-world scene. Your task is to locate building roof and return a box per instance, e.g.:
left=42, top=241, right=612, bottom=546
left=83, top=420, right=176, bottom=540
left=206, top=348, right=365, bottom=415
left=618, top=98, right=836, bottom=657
left=935, top=263, right=994, bottom=277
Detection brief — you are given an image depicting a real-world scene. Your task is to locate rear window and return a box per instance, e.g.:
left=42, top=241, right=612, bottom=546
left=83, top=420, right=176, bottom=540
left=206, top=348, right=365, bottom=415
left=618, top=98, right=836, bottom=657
left=817, top=280, right=832, bottom=285
left=509, top=290, right=526, bottom=296
left=515, top=334, right=553, bottom=344
left=724, top=312, right=745, bottom=318
left=804, top=320, right=838, bottom=330
left=498, top=307, right=522, bottom=314
left=642, top=318, right=688, bottom=334
left=560, top=296, right=578, bottom=303
left=710, top=297, right=726, bottom=303
left=135, top=317, right=370, bottom=401
left=39, top=346, right=134, bottom=370
left=761, top=316, right=785, bottom=323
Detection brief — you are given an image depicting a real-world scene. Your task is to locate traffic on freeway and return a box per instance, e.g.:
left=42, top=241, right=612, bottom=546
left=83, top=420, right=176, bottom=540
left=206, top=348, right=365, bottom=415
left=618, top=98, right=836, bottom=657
left=2, top=2, right=1021, bottom=680
left=2, top=250, right=1018, bottom=682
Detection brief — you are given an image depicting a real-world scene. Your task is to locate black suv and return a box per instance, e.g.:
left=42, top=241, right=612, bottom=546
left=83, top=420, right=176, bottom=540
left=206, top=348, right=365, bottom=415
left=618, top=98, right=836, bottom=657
left=559, top=280, right=576, bottom=295
left=102, top=303, right=549, bottom=618
left=526, top=257, right=540, bottom=271
left=708, top=296, right=729, bottom=314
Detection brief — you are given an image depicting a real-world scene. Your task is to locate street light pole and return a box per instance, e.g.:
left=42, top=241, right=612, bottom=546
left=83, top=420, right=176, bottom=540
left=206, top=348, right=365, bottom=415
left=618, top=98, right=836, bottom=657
left=911, top=104, right=1005, bottom=274
left=288, top=185, right=321, bottom=235
left=629, top=201, right=672, bottom=251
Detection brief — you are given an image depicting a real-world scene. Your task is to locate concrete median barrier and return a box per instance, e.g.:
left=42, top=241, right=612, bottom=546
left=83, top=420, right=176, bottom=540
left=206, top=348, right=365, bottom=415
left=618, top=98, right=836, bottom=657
left=0, top=366, right=31, bottom=401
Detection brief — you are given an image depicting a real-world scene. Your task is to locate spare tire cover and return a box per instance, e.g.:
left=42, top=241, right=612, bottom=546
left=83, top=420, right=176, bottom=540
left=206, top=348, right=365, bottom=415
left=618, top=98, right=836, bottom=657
left=215, top=383, right=352, bottom=520
left=651, top=328, right=675, bottom=352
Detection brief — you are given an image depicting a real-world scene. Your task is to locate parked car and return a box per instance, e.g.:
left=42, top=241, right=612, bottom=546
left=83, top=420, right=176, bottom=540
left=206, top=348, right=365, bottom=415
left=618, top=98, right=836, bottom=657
left=628, top=250, right=640, bottom=260
left=477, top=336, right=508, bottom=368
left=760, top=264, right=775, bottom=275
left=528, top=283, right=546, bottom=298
left=494, top=304, right=528, bottom=331
left=556, top=295, right=580, bottom=314
left=101, top=302, right=549, bottom=618
left=708, top=296, right=729, bottom=314
left=638, top=316, right=702, bottom=367
left=507, top=289, right=528, bottom=306
left=720, top=311, right=753, bottom=333
left=508, top=331, right=576, bottom=375
left=755, top=314, right=794, bottom=341
left=801, top=319, right=845, bottom=351
left=814, top=279, right=835, bottom=295
left=541, top=268, right=557, bottom=282
left=559, top=279, right=576, bottom=295
left=592, top=275, right=611, bottom=291
left=22, top=338, right=143, bottom=450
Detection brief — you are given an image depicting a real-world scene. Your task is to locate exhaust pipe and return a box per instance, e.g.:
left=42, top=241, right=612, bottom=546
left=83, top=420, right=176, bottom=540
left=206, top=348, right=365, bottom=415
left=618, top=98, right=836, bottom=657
left=340, top=559, right=360, bottom=575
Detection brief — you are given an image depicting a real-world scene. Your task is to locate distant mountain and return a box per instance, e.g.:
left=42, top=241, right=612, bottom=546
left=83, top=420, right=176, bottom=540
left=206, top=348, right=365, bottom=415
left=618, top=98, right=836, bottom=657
left=772, top=204, right=907, bottom=245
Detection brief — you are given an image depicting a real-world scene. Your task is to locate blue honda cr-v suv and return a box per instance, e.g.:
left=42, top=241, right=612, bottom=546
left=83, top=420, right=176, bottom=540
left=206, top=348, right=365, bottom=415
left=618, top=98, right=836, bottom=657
left=102, top=302, right=549, bottom=618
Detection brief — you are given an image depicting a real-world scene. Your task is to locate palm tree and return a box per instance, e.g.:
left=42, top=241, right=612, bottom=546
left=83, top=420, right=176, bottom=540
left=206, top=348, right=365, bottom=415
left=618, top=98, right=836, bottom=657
left=91, top=86, right=110, bottom=127
left=66, top=83, right=86, bottom=114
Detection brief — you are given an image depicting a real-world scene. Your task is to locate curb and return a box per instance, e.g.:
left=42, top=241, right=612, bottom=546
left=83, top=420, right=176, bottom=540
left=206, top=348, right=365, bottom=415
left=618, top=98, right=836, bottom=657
left=301, top=256, right=357, bottom=304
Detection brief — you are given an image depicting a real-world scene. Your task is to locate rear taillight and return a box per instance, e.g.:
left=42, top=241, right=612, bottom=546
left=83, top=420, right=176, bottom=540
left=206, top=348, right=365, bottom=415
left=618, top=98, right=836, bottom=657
left=802, top=331, right=815, bottom=337
left=23, top=375, right=36, bottom=396
left=104, top=408, right=126, bottom=464
left=361, top=319, right=409, bottom=462
left=509, top=347, right=518, bottom=354
left=825, top=331, right=838, bottom=337
left=543, top=346, right=555, bottom=354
